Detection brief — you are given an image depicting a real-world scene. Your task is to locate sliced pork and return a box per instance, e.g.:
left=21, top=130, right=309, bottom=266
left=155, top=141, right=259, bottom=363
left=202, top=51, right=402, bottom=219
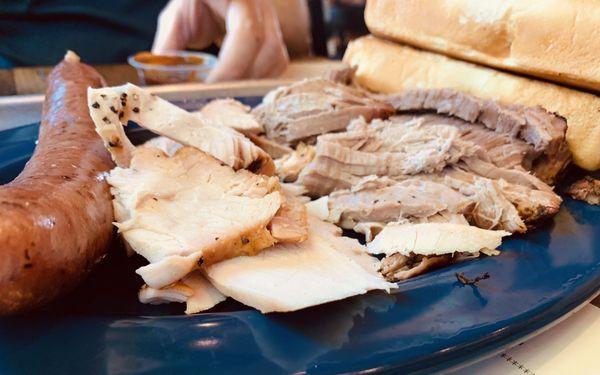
left=275, top=143, right=315, bottom=182
left=386, top=88, right=571, bottom=184
left=378, top=253, right=453, bottom=282
left=253, top=78, right=394, bottom=145
left=391, top=114, right=535, bottom=170
left=567, top=176, right=600, bottom=205
left=246, top=133, right=293, bottom=159
left=321, top=176, right=474, bottom=230
left=296, top=109, right=562, bottom=233
left=440, top=168, right=562, bottom=230
left=298, top=117, right=477, bottom=196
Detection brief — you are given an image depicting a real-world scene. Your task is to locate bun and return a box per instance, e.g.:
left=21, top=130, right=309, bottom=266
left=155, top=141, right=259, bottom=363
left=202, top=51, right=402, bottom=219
left=343, top=36, right=600, bottom=171
left=365, top=0, right=600, bottom=92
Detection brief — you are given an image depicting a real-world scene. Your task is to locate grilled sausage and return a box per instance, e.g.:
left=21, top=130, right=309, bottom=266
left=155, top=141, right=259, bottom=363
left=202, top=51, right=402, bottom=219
left=0, top=52, right=114, bottom=315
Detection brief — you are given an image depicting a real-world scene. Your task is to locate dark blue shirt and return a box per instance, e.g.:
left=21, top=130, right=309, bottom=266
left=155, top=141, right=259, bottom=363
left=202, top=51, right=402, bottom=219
left=0, top=0, right=169, bottom=67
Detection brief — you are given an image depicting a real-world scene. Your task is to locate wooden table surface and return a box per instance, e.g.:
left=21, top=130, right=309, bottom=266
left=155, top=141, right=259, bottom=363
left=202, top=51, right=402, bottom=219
left=0, top=58, right=342, bottom=96
left=0, top=59, right=343, bottom=129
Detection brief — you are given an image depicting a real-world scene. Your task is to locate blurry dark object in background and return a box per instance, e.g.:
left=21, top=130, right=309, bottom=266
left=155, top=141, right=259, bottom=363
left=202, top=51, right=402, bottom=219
left=0, top=0, right=168, bottom=68
left=324, top=0, right=368, bottom=59
left=307, top=0, right=328, bottom=57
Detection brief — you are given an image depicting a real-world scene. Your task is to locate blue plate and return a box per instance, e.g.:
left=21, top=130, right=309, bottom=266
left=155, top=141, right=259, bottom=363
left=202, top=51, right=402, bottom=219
left=0, top=96, right=599, bottom=375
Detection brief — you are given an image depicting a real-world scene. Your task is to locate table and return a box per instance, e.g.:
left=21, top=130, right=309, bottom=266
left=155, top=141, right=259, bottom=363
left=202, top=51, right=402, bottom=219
left=0, top=58, right=341, bottom=96
left=0, top=59, right=344, bottom=129
left=0, top=58, right=598, bottom=374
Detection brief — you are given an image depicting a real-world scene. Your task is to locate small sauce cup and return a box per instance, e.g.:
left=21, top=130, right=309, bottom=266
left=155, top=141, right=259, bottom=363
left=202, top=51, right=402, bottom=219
left=128, top=51, right=217, bottom=85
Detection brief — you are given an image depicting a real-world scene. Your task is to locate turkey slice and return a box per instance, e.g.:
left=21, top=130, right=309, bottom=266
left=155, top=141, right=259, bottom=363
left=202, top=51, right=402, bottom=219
left=206, top=216, right=396, bottom=313
left=138, top=271, right=226, bottom=314
left=367, top=222, right=510, bottom=256
left=141, top=136, right=182, bottom=156
left=196, top=98, right=264, bottom=135
left=88, top=83, right=274, bottom=175
left=107, top=146, right=285, bottom=289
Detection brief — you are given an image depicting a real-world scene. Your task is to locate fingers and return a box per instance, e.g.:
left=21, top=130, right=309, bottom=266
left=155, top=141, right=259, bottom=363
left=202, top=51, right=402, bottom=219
left=153, top=0, right=289, bottom=82
left=206, top=0, right=264, bottom=82
left=247, top=0, right=289, bottom=78
left=152, top=0, right=217, bottom=54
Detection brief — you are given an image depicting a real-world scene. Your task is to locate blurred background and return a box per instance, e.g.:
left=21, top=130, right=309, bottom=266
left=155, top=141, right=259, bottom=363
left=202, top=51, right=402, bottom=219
left=0, top=0, right=368, bottom=95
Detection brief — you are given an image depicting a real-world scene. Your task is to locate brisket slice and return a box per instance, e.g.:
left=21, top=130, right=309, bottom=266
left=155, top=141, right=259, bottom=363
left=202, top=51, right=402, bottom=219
left=567, top=176, right=600, bottom=205
left=386, top=88, right=571, bottom=184
left=253, top=78, right=394, bottom=145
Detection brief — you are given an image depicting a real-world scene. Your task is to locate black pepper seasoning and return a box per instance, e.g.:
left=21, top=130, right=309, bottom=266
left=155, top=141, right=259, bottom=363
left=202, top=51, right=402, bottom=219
left=91, top=102, right=100, bottom=109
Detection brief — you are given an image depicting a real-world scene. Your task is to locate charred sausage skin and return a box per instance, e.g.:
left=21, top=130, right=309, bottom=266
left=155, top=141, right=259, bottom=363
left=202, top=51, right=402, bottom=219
left=0, top=54, right=114, bottom=315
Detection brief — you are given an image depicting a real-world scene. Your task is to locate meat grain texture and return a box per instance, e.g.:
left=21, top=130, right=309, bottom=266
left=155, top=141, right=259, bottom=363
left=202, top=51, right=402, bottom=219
left=0, top=54, right=114, bottom=315
left=567, top=176, right=600, bottom=205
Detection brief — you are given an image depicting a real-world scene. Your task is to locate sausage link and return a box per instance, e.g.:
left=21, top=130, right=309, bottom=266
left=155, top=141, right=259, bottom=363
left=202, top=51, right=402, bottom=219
left=0, top=53, right=114, bottom=315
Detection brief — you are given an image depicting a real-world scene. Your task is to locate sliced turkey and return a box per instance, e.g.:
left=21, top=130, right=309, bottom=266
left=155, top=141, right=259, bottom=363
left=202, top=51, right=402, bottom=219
left=367, top=223, right=510, bottom=257
left=138, top=271, right=226, bottom=314
left=107, top=146, right=306, bottom=289
left=88, top=83, right=274, bottom=175
left=205, top=216, right=395, bottom=313
left=195, top=98, right=264, bottom=135
left=370, top=222, right=508, bottom=282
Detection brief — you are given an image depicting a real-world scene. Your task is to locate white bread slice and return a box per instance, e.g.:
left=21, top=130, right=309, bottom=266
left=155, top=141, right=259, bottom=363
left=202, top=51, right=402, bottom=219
left=343, top=36, right=600, bottom=171
left=365, top=0, right=600, bottom=91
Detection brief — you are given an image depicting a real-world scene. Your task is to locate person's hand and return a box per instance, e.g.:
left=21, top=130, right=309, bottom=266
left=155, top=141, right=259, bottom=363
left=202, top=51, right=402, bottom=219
left=152, top=0, right=289, bottom=83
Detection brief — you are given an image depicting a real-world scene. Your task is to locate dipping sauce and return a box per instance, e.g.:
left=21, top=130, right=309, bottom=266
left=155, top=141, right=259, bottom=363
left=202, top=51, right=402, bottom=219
left=128, top=51, right=216, bottom=85
left=132, top=52, right=205, bottom=67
